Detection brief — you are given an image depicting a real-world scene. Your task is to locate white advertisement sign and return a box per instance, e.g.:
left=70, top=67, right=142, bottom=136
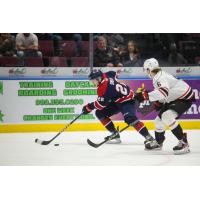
left=0, top=66, right=199, bottom=78
left=0, top=79, right=97, bottom=124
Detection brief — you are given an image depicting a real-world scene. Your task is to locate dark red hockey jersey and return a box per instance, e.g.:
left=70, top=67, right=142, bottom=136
left=91, top=71, right=135, bottom=110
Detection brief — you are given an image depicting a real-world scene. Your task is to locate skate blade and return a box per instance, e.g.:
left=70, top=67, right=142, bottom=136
left=174, top=147, right=190, bottom=155
left=106, top=139, right=122, bottom=144
left=145, top=147, right=163, bottom=151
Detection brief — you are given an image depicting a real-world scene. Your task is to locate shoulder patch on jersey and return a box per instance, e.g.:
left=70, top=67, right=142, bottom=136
left=97, top=73, right=108, bottom=97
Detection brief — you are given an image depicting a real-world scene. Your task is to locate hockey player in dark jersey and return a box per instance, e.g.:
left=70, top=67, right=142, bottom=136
left=135, top=58, right=195, bottom=154
left=82, top=69, right=159, bottom=149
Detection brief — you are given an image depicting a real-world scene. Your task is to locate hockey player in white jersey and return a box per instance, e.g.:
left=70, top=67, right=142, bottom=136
left=135, top=58, right=195, bottom=154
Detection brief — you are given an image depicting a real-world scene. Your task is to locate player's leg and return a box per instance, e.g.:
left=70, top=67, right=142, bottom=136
left=121, top=101, right=159, bottom=149
left=160, top=100, right=192, bottom=154
left=95, top=104, right=121, bottom=144
left=161, top=109, right=190, bottom=154
left=154, top=116, right=166, bottom=149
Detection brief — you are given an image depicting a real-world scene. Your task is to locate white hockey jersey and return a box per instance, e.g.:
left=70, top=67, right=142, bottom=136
left=148, top=70, right=194, bottom=103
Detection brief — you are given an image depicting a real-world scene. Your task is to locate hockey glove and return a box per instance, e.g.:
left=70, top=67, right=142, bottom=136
left=135, top=90, right=149, bottom=102
left=136, top=83, right=145, bottom=93
left=154, top=101, right=163, bottom=111
left=82, top=103, right=93, bottom=114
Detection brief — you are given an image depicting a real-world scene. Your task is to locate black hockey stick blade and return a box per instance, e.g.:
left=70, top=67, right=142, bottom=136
left=35, top=112, right=83, bottom=145
left=87, top=125, right=129, bottom=148
left=87, top=138, right=108, bottom=148
left=35, top=138, right=51, bottom=145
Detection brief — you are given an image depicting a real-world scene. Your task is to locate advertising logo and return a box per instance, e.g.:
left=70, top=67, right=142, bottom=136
left=41, top=67, right=59, bottom=75
left=176, top=67, right=192, bottom=74
left=9, top=68, right=26, bottom=76
left=72, top=68, right=90, bottom=76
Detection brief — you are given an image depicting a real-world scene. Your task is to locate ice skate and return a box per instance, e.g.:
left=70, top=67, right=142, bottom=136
left=154, top=133, right=165, bottom=150
left=173, top=133, right=190, bottom=155
left=144, top=135, right=160, bottom=150
left=105, top=133, right=122, bottom=144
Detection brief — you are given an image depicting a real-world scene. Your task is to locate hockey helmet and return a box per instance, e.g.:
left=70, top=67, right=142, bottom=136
left=88, top=69, right=103, bottom=80
left=143, top=58, right=160, bottom=72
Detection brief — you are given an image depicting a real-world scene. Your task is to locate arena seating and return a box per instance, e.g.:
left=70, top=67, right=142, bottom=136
left=81, top=41, right=89, bottom=56
left=81, top=41, right=97, bottom=57
left=60, top=41, right=76, bottom=57
left=39, top=40, right=54, bottom=56
left=49, top=57, right=68, bottom=67
left=179, top=41, right=198, bottom=63
left=1, top=33, right=200, bottom=67
left=25, top=57, right=44, bottom=67
left=71, top=57, right=88, bottom=67
left=0, top=57, right=19, bottom=67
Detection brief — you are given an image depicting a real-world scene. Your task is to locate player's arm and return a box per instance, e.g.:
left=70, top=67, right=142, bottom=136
left=82, top=79, right=108, bottom=114
left=149, top=79, right=169, bottom=101
left=135, top=82, right=169, bottom=102
left=148, top=86, right=169, bottom=101
left=82, top=97, right=108, bottom=114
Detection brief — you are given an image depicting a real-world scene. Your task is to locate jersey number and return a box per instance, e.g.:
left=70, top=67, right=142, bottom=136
left=116, top=84, right=128, bottom=95
left=157, top=82, right=161, bottom=87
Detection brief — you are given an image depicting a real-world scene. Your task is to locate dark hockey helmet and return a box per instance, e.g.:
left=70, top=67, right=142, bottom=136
left=88, top=69, right=103, bottom=80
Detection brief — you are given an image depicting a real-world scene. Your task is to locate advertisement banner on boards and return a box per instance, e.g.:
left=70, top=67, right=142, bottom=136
left=0, top=78, right=199, bottom=125
left=0, top=66, right=200, bottom=78
left=0, top=79, right=97, bottom=124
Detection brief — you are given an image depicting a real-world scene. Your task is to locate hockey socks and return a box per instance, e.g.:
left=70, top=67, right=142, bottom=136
left=100, top=117, right=117, bottom=133
left=171, top=124, right=184, bottom=140
left=155, top=131, right=165, bottom=145
left=133, top=121, right=149, bottom=138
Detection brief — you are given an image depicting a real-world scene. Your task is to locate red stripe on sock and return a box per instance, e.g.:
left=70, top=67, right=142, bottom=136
left=101, top=118, right=111, bottom=126
left=134, top=121, right=144, bottom=132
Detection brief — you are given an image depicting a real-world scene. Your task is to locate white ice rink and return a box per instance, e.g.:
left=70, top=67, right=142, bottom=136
left=0, top=130, right=200, bottom=166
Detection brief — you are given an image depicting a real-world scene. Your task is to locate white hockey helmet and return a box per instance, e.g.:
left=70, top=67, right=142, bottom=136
left=143, top=58, right=160, bottom=72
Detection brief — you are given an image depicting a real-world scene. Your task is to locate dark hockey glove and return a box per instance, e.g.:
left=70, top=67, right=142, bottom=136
left=82, top=103, right=93, bottom=114
left=153, top=101, right=163, bottom=111
left=135, top=90, right=149, bottom=102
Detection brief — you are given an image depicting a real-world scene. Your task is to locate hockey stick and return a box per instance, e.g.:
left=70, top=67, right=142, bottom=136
left=87, top=125, right=129, bottom=148
left=35, top=112, right=83, bottom=145
left=87, top=101, right=156, bottom=148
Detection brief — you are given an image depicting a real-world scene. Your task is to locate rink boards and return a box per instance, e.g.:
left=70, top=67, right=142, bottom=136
left=0, top=120, right=200, bottom=133
left=0, top=75, right=200, bottom=133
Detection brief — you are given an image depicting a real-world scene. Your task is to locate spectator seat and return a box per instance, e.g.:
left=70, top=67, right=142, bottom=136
left=71, top=57, right=88, bottom=67
left=25, top=57, right=44, bottom=67
left=49, top=57, right=68, bottom=67
left=39, top=40, right=54, bottom=56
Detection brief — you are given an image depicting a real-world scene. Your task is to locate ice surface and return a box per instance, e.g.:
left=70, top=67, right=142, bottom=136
left=0, top=130, right=200, bottom=166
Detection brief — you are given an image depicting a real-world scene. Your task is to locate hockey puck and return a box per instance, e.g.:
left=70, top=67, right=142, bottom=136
left=54, top=144, right=59, bottom=146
